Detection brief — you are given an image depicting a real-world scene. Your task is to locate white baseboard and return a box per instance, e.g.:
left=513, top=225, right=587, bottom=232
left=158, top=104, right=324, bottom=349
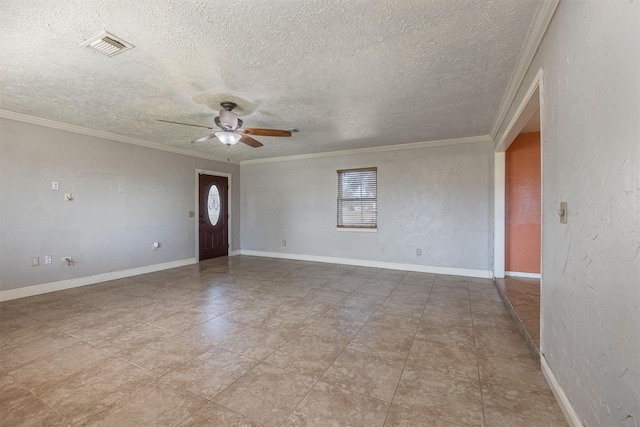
left=0, top=258, right=197, bottom=302
left=1, top=252, right=491, bottom=302
left=506, top=271, right=541, bottom=279
left=240, top=250, right=493, bottom=278
left=541, top=355, right=583, bottom=427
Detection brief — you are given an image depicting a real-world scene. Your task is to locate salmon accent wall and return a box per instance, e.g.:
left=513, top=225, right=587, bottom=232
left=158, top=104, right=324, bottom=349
left=505, top=132, right=541, bottom=273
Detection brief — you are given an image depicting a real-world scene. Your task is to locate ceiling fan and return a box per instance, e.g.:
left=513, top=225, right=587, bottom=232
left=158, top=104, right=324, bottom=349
left=158, top=101, right=296, bottom=148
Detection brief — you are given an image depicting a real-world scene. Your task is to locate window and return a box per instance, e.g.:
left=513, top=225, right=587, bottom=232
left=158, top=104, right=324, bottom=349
left=337, top=167, right=377, bottom=229
left=207, top=184, right=221, bottom=225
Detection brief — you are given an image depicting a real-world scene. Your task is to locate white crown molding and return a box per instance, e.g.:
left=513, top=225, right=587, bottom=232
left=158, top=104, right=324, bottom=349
left=489, top=0, right=560, bottom=139
left=240, top=135, right=494, bottom=165
left=0, top=109, right=236, bottom=164
left=541, top=355, right=584, bottom=427
left=240, top=250, right=493, bottom=278
left=0, top=258, right=196, bottom=302
left=495, top=68, right=543, bottom=151
left=1, top=109, right=494, bottom=166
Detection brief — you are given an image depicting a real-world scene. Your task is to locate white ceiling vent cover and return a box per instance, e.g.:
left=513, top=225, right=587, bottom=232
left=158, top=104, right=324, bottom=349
left=81, top=31, right=134, bottom=57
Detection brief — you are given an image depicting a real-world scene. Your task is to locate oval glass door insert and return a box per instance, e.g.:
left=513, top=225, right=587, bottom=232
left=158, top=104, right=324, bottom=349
left=207, top=185, right=221, bottom=225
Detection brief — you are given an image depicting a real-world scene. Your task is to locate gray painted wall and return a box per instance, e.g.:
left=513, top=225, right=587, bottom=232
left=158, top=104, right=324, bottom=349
left=497, top=1, right=640, bottom=425
left=241, top=141, right=494, bottom=272
left=0, top=118, right=240, bottom=291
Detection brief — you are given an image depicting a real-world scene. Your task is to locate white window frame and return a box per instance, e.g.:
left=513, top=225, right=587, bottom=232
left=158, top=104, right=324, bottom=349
left=337, top=167, right=378, bottom=231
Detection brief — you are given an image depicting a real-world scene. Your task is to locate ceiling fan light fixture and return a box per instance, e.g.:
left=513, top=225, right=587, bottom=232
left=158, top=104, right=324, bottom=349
left=215, top=131, right=241, bottom=146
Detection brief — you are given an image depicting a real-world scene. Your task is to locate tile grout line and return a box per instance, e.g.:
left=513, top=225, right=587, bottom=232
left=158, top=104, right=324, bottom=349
left=4, top=317, right=172, bottom=426
left=201, top=271, right=375, bottom=426
left=275, top=270, right=405, bottom=426
left=171, top=396, right=211, bottom=427
left=381, top=274, right=435, bottom=426
left=5, top=260, right=542, bottom=426
left=468, top=279, right=488, bottom=427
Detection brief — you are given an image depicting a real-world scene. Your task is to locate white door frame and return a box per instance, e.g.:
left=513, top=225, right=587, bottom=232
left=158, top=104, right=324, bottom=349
left=494, top=68, right=544, bottom=279
left=195, top=169, right=232, bottom=262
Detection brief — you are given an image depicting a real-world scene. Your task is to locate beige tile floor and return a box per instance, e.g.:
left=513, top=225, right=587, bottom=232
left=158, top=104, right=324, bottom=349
left=495, top=277, right=541, bottom=356
left=0, top=256, right=567, bottom=426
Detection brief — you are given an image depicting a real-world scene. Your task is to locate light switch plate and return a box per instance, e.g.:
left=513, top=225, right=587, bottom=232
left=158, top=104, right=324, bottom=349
left=559, top=202, right=568, bottom=224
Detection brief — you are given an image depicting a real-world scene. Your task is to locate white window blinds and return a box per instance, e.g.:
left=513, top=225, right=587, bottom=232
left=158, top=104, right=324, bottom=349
left=337, top=167, right=377, bottom=228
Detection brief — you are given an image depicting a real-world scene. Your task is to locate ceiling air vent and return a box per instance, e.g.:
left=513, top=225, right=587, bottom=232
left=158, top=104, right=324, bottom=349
left=81, top=31, right=134, bottom=57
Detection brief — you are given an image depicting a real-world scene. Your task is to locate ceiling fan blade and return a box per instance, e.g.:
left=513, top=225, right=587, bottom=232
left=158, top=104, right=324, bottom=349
left=191, top=134, right=217, bottom=143
left=240, top=134, right=263, bottom=148
left=243, top=128, right=292, bottom=137
left=157, top=119, right=214, bottom=130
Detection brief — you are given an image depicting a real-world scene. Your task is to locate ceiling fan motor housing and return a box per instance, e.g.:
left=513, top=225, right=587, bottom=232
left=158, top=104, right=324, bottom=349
left=158, top=100, right=291, bottom=148
left=220, top=101, right=237, bottom=111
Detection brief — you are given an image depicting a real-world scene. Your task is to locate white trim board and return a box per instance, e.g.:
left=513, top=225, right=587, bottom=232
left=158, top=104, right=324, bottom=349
left=240, top=135, right=493, bottom=165
left=541, top=355, right=584, bottom=427
left=0, top=258, right=196, bottom=302
left=240, top=250, right=492, bottom=278
left=506, top=271, right=541, bottom=279
left=0, top=110, right=234, bottom=164
left=493, top=152, right=506, bottom=278
left=493, top=70, right=543, bottom=279
left=495, top=68, right=543, bottom=151
left=489, top=0, right=560, bottom=139
left=1, top=109, right=493, bottom=166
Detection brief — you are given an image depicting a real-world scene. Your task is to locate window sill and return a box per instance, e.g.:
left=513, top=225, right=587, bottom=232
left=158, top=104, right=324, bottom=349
left=336, top=227, right=378, bottom=233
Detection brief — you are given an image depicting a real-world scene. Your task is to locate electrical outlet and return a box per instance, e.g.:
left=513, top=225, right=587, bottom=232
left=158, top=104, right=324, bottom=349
left=416, top=248, right=422, bottom=256
left=282, top=240, right=287, bottom=247
left=189, top=211, right=195, bottom=218
left=31, top=256, right=39, bottom=266
left=44, top=255, right=52, bottom=264
left=52, top=181, right=59, bottom=190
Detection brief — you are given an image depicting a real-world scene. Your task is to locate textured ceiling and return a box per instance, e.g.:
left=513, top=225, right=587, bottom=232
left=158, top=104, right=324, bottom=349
left=0, top=0, right=540, bottom=162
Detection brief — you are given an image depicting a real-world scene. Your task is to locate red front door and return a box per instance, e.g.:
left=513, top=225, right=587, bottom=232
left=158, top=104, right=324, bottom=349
left=199, top=174, right=228, bottom=260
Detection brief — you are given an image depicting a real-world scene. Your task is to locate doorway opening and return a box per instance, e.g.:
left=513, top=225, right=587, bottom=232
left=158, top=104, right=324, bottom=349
left=195, top=170, right=232, bottom=262
left=494, top=71, right=543, bottom=357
